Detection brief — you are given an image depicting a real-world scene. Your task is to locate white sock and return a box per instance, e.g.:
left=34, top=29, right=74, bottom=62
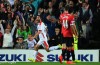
left=33, top=50, right=38, bottom=60
left=49, top=46, right=59, bottom=51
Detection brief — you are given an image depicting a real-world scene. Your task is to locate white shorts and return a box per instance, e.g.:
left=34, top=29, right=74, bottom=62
left=37, top=39, right=49, bottom=49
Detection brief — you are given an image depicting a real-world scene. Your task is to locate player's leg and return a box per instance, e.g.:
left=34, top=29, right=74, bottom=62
left=62, top=44, right=67, bottom=60
left=42, top=41, right=50, bottom=52
left=58, top=43, right=66, bottom=64
left=59, top=37, right=67, bottom=64
left=33, top=44, right=40, bottom=61
left=42, top=40, right=60, bottom=52
left=66, top=37, right=75, bottom=64
left=70, top=38, right=75, bottom=61
left=28, top=44, right=40, bottom=62
left=70, top=42, right=81, bottom=62
left=28, top=40, right=42, bottom=62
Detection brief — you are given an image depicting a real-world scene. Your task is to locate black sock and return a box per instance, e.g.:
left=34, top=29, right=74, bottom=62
left=71, top=50, right=75, bottom=61
left=67, top=50, right=70, bottom=61
left=62, top=49, right=66, bottom=60
left=65, top=50, right=67, bottom=60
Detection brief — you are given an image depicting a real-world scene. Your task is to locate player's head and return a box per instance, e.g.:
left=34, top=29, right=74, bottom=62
left=35, top=15, right=42, bottom=23
left=64, top=6, right=69, bottom=11
left=69, top=9, right=75, bottom=14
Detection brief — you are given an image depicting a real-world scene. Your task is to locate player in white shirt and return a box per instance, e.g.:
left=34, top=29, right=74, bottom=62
left=28, top=16, right=62, bottom=62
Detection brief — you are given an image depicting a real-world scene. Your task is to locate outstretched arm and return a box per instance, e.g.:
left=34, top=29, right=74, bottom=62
left=11, top=23, right=17, bottom=36
left=0, top=20, right=4, bottom=35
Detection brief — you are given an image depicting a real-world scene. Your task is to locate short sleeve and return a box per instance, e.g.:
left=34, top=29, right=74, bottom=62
left=37, top=24, right=42, bottom=31
left=70, top=16, right=75, bottom=25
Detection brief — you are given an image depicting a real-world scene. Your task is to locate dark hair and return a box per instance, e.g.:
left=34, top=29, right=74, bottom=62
left=64, top=6, right=69, bottom=11
left=17, top=36, right=24, bottom=40
left=68, top=8, right=74, bottom=14
left=82, top=2, right=88, bottom=5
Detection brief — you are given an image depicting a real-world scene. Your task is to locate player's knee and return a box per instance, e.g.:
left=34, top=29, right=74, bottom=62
left=46, top=50, right=50, bottom=52
left=67, top=47, right=72, bottom=51
left=62, top=44, right=66, bottom=48
left=71, top=47, right=74, bottom=50
left=34, top=45, right=39, bottom=50
left=45, top=47, right=50, bottom=52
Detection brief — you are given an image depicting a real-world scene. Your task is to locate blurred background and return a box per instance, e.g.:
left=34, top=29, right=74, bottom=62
left=0, top=0, right=100, bottom=49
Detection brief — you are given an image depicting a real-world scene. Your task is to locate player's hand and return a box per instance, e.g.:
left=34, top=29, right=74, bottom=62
left=73, top=34, right=78, bottom=39
left=75, top=35, right=78, bottom=39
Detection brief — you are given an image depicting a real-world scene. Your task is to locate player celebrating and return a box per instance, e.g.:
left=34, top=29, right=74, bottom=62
left=59, top=6, right=78, bottom=64
left=28, top=16, right=61, bottom=62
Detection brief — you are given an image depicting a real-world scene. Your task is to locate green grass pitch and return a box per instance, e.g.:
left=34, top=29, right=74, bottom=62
left=0, top=62, right=100, bottom=65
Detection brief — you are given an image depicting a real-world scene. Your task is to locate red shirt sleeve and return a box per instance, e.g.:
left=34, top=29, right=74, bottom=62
left=69, top=15, right=75, bottom=25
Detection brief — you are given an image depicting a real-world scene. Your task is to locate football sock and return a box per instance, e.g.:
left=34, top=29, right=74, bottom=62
left=62, top=48, right=66, bottom=60
left=67, top=50, right=70, bottom=61
left=33, top=50, right=38, bottom=60
left=71, top=49, right=75, bottom=61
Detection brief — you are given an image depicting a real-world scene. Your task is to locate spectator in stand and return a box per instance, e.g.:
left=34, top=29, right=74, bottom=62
left=48, top=1, right=53, bottom=15
left=30, top=0, right=42, bottom=16
left=55, top=1, right=64, bottom=19
left=0, top=20, right=17, bottom=49
left=78, top=2, right=93, bottom=39
left=45, top=13, right=57, bottom=38
left=48, top=26, right=62, bottom=46
left=16, top=25, right=31, bottom=40
left=25, top=34, right=37, bottom=49
left=26, top=15, right=37, bottom=36
left=15, top=36, right=28, bottom=49
left=74, top=11, right=83, bottom=37
left=5, top=5, right=14, bottom=26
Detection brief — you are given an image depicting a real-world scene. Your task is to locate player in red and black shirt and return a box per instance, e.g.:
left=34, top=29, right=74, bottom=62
left=59, top=6, right=78, bottom=64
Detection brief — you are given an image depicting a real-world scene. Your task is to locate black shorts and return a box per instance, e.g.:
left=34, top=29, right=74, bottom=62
left=62, top=37, right=74, bottom=47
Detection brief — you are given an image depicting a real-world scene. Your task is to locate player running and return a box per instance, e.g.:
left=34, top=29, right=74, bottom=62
left=28, top=16, right=61, bottom=62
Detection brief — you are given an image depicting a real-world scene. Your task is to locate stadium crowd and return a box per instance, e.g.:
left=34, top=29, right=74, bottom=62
left=0, top=0, right=100, bottom=49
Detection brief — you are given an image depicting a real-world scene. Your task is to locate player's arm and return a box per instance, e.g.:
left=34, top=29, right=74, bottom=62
left=70, top=21, right=78, bottom=37
left=33, top=30, right=41, bottom=39
left=33, top=16, right=42, bottom=39
left=74, top=23, right=78, bottom=36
